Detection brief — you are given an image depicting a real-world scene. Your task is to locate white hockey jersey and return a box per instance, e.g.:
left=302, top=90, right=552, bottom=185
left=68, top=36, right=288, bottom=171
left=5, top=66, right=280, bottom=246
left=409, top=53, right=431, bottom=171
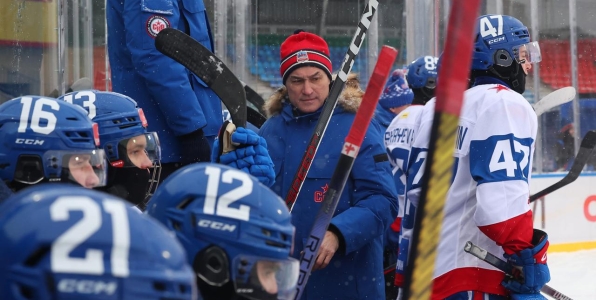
left=385, top=104, right=426, bottom=286
left=384, top=104, right=425, bottom=220
left=407, top=84, right=537, bottom=298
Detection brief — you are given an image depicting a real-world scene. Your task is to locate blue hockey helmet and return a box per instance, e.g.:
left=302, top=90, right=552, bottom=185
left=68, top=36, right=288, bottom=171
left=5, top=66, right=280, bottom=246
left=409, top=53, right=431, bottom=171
left=472, top=14, right=541, bottom=71
left=406, top=55, right=438, bottom=89
left=58, top=90, right=162, bottom=200
left=0, top=183, right=198, bottom=300
left=0, top=96, right=107, bottom=188
left=58, top=90, right=160, bottom=170
left=146, top=163, right=298, bottom=300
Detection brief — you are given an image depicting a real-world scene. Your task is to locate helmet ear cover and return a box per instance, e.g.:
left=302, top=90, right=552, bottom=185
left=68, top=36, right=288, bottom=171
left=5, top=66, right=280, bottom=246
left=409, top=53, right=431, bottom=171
left=194, top=245, right=230, bottom=287
left=494, top=49, right=514, bottom=68
left=14, top=155, right=45, bottom=184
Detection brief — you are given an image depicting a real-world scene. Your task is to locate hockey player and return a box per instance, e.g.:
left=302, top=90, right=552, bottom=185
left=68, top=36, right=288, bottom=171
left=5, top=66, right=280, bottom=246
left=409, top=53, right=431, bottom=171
left=107, top=0, right=222, bottom=181
left=146, top=163, right=298, bottom=300
left=58, top=90, right=161, bottom=208
left=58, top=90, right=274, bottom=209
left=384, top=55, right=438, bottom=297
left=0, top=96, right=107, bottom=198
left=0, top=184, right=198, bottom=299
left=375, top=69, right=415, bottom=299
left=405, top=15, right=548, bottom=299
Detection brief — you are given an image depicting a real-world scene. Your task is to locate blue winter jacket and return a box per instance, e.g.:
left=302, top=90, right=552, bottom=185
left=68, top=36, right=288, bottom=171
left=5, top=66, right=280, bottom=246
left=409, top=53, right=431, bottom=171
left=107, top=0, right=223, bottom=163
left=259, top=74, right=398, bottom=300
left=374, top=104, right=397, bottom=132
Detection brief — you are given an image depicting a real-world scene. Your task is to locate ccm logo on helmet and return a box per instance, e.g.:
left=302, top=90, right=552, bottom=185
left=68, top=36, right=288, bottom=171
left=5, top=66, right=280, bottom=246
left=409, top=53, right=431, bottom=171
left=487, top=35, right=506, bottom=45
left=198, top=219, right=237, bottom=232
left=15, top=138, right=44, bottom=145
left=57, top=279, right=118, bottom=295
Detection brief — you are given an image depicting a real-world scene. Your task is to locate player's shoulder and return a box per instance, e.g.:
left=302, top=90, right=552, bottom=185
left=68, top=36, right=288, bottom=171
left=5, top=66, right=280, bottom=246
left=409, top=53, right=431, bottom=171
left=387, top=105, right=421, bottom=127
left=419, top=98, right=436, bottom=122
left=468, top=84, right=531, bottom=107
left=403, top=104, right=426, bottom=117
left=466, top=84, right=534, bottom=118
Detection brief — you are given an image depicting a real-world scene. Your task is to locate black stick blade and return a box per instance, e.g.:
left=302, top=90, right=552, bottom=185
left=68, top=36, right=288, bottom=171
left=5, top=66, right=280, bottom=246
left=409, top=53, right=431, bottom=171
left=155, top=28, right=247, bottom=127
left=242, top=82, right=266, bottom=115
left=530, top=130, right=596, bottom=202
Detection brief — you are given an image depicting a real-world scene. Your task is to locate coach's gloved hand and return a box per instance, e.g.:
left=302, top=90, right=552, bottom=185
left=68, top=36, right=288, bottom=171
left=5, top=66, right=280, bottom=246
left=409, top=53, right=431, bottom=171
left=212, top=122, right=275, bottom=187
left=178, top=128, right=211, bottom=165
left=502, top=229, right=550, bottom=297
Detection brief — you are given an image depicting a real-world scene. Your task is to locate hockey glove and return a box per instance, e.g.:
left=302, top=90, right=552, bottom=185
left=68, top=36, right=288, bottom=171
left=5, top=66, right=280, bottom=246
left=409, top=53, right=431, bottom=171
left=178, top=128, right=211, bottom=165
left=212, top=121, right=275, bottom=187
left=502, top=229, right=550, bottom=295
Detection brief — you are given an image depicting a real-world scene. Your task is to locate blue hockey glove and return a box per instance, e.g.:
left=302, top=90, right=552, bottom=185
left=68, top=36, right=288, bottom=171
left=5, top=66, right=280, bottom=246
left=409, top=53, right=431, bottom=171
left=502, top=229, right=550, bottom=295
left=212, top=122, right=275, bottom=187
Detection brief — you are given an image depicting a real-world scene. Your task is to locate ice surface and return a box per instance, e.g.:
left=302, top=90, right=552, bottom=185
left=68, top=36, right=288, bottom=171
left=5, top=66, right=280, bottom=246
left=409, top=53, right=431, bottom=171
left=547, top=249, right=596, bottom=299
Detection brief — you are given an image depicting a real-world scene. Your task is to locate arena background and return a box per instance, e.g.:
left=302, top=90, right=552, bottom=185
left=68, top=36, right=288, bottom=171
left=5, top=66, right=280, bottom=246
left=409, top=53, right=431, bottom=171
left=1, top=0, right=595, bottom=250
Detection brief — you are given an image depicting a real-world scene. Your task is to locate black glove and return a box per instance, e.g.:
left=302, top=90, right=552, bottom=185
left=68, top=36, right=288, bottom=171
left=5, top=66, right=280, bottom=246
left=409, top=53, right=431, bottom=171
left=178, top=129, right=211, bottom=165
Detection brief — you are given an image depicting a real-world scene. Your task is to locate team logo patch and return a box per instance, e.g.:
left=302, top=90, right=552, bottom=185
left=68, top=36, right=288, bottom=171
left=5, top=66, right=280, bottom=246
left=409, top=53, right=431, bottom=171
left=314, top=183, right=328, bottom=203
left=146, top=15, right=170, bottom=38
left=296, top=51, right=309, bottom=63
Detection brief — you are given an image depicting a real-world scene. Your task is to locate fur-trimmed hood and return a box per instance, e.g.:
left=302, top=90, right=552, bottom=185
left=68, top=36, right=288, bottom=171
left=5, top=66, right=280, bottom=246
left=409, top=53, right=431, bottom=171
left=263, top=73, right=364, bottom=118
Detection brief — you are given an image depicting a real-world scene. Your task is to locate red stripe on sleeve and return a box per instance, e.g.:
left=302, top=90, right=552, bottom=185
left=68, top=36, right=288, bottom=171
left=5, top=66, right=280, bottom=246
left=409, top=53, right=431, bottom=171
left=478, top=210, right=534, bottom=255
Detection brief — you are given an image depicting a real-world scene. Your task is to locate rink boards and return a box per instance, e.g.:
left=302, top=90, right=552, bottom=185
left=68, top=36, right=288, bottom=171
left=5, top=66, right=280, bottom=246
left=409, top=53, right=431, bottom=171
left=530, top=172, right=596, bottom=252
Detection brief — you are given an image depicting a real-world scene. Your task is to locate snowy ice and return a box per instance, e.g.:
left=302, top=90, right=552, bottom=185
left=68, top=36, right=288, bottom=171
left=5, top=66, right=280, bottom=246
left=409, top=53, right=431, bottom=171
left=546, top=249, right=596, bottom=299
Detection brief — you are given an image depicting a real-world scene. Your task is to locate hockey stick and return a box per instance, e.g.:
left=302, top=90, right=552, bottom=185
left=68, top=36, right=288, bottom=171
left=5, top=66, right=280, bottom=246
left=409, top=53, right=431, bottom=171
left=285, top=0, right=379, bottom=211
left=384, top=262, right=397, bottom=275
left=529, top=130, right=596, bottom=202
left=533, top=87, right=576, bottom=116
left=222, top=106, right=266, bottom=129
left=242, top=81, right=267, bottom=116
left=155, top=28, right=247, bottom=127
left=247, top=105, right=267, bottom=128
left=464, top=241, right=574, bottom=300
left=402, top=2, right=480, bottom=299
left=294, top=46, right=397, bottom=300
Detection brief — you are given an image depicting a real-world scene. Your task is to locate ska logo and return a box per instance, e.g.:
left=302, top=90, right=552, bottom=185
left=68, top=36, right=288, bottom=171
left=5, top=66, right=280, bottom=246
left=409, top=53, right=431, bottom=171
left=146, top=15, right=170, bottom=38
